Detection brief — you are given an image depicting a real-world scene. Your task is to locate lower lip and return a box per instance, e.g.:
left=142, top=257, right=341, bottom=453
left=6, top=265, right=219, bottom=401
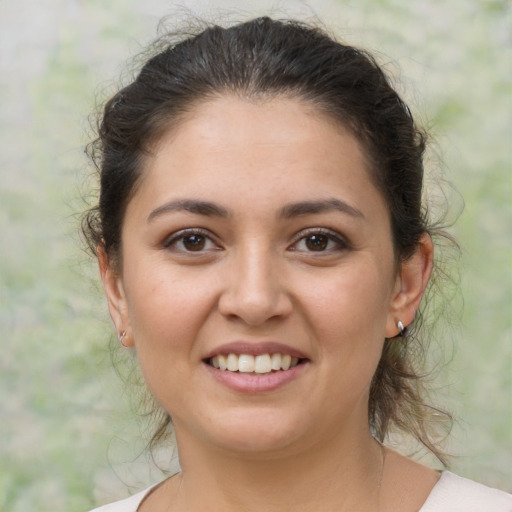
left=203, top=361, right=308, bottom=393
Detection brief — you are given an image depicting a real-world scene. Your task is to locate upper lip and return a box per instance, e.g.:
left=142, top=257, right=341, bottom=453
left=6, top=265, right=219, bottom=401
left=203, top=341, right=309, bottom=360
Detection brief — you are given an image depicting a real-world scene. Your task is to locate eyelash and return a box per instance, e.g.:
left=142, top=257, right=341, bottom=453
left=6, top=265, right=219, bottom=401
left=163, top=228, right=220, bottom=253
left=163, top=227, right=349, bottom=254
left=290, top=228, right=350, bottom=253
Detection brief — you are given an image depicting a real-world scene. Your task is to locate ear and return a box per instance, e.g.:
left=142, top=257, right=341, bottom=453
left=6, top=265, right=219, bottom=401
left=385, top=233, right=434, bottom=338
left=98, top=245, right=134, bottom=347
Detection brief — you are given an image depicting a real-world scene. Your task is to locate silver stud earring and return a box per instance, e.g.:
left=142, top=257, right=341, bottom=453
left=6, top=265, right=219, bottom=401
left=397, top=320, right=406, bottom=337
left=118, top=330, right=127, bottom=346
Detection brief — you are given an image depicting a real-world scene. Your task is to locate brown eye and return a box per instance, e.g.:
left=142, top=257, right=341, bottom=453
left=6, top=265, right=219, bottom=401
left=305, top=234, right=329, bottom=251
left=164, top=230, right=218, bottom=253
left=291, top=229, right=348, bottom=254
left=182, top=234, right=206, bottom=251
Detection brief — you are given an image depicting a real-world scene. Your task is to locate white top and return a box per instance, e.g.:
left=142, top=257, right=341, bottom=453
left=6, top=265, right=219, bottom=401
left=419, top=472, right=511, bottom=512
left=88, top=471, right=512, bottom=512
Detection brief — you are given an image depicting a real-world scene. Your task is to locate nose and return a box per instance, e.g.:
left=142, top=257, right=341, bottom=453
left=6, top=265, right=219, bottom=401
left=218, top=246, right=292, bottom=326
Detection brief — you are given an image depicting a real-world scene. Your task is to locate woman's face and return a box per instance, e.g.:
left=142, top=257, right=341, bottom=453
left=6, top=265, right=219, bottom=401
left=102, top=96, right=422, bottom=455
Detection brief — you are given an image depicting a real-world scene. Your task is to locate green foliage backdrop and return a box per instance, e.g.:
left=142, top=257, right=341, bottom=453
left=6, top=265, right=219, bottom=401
left=0, top=1, right=510, bottom=510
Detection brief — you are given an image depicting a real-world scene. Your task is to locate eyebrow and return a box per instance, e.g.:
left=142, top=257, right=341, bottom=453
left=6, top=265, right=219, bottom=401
left=147, top=199, right=230, bottom=223
left=279, top=198, right=365, bottom=219
left=147, top=197, right=364, bottom=223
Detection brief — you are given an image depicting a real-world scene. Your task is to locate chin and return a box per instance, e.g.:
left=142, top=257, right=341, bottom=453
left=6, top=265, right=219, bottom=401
left=201, top=408, right=308, bottom=456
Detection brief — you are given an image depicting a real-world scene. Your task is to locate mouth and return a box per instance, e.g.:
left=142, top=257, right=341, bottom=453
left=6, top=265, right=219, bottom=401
left=203, top=343, right=309, bottom=392
left=207, top=353, right=304, bottom=374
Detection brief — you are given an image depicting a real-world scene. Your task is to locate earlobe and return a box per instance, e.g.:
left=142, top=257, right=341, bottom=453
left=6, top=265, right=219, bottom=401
left=98, top=245, right=134, bottom=347
left=385, top=233, right=434, bottom=338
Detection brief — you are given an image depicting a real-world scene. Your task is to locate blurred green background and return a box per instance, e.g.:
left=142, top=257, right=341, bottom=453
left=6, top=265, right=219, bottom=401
left=0, top=0, right=510, bottom=510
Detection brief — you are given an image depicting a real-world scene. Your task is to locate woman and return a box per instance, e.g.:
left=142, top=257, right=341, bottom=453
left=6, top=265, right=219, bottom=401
left=83, top=17, right=511, bottom=512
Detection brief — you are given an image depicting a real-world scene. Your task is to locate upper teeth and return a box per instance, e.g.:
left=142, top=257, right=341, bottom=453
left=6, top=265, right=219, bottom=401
left=210, top=353, right=300, bottom=373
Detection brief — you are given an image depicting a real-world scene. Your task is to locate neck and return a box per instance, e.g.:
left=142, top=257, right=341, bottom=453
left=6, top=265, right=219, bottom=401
left=169, top=425, right=385, bottom=512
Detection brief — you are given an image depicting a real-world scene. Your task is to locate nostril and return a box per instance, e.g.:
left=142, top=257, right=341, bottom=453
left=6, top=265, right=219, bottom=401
left=217, top=271, right=292, bottom=326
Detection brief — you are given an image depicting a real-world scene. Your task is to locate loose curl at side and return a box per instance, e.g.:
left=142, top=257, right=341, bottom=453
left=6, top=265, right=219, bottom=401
left=82, top=16, right=456, bottom=465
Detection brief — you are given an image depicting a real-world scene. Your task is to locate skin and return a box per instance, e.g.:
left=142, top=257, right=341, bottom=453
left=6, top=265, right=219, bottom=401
left=100, top=96, right=438, bottom=511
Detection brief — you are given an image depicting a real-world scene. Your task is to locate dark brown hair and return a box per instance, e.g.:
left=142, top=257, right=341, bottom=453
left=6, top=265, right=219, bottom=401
left=83, top=17, right=454, bottom=464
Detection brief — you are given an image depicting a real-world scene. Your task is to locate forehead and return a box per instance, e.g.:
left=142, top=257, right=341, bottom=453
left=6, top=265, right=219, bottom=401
left=131, top=95, right=387, bottom=220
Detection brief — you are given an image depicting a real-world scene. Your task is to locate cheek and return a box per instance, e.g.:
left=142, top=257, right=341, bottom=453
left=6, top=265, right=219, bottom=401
left=123, top=262, right=218, bottom=355
left=303, top=267, right=392, bottom=408
left=122, top=266, right=220, bottom=410
left=300, top=259, right=393, bottom=355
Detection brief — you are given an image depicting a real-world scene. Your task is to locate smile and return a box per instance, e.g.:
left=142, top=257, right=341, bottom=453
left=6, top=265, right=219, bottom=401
left=209, top=353, right=301, bottom=373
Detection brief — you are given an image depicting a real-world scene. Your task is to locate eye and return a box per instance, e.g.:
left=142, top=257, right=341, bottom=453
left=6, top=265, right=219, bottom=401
left=291, top=229, right=348, bottom=253
left=302, top=234, right=330, bottom=251
left=164, top=229, right=219, bottom=253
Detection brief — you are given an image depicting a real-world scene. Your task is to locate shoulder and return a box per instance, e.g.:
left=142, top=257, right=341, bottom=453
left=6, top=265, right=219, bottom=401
left=420, top=471, right=512, bottom=512
left=86, top=485, right=155, bottom=512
